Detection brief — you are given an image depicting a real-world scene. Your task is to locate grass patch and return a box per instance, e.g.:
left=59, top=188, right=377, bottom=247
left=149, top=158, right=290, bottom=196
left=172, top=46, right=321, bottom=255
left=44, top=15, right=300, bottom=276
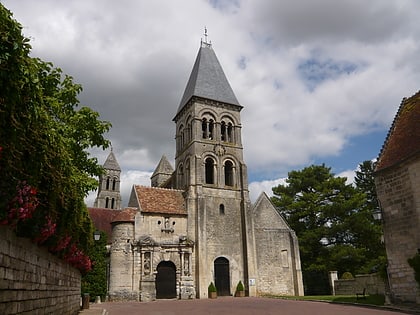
left=269, top=294, right=385, bottom=306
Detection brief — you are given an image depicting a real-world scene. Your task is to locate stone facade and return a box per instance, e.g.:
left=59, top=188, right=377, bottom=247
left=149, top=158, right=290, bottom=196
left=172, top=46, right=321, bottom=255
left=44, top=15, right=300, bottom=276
left=374, top=90, right=420, bottom=304
left=0, top=225, right=81, bottom=315
left=102, top=41, right=304, bottom=301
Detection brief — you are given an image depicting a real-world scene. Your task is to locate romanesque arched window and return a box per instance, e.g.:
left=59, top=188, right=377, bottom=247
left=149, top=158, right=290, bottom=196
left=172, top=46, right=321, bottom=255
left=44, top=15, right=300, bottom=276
left=221, top=121, right=226, bottom=141
left=105, top=197, right=109, bottom=208
left=112, top=178, right=116, bottom=191
left=224, top=160, right=234, bottom=186
left=178, top=164, right=184, bottom=188
left=227, top=122, right=233, bottom=143
left=208, top=119, right=214, bottom=140
left=205, top=158, right=214, bottom=184
left=202, top=118, right=208, bottom=139
left=219, top=204, right=225, bottom=215
left=111, top=198, right=115, bottom=209
left=106, top=176, right=110, bottom=190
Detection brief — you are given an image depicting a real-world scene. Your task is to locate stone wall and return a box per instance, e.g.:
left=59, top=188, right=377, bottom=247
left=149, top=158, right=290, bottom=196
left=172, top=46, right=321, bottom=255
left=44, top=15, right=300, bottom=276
left=334, top=274, right=385, bottom=296
left=375, top=157, right=420, bottom=303
left=0, top=225, right=81, bottom=315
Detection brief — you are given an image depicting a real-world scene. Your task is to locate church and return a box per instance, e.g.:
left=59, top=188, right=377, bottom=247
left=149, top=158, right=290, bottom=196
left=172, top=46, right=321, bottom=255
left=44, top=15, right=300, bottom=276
left=89, top=40, right=304, bottom=301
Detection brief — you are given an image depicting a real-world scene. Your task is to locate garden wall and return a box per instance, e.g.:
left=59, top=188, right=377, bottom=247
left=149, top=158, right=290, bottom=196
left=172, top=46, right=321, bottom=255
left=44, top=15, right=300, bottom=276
left=334, top=273, right=385, bottom=296
left=0, top=225, right=81, bottom=315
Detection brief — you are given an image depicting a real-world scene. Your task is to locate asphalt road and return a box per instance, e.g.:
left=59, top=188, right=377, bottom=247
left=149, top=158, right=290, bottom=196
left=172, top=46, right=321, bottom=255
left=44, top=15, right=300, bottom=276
left=91, top=297, right=411, bottom=315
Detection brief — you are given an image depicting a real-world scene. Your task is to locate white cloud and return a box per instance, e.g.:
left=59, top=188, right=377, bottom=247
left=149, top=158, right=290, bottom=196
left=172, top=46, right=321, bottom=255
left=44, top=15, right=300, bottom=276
left=4, top=0, right=420, bottom=203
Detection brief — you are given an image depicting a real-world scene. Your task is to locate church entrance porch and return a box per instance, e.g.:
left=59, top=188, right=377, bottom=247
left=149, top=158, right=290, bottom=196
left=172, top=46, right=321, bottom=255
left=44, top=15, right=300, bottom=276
left=156, top=261, right=177, bottom=299
left=214, top=257, right=230, bottom=296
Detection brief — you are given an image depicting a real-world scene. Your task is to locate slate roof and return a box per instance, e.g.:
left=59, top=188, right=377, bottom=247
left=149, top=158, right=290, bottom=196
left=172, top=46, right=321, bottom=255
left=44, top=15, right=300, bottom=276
left=88, top=207, right=120, bottom=243
left=376, top=90, right=420, bottom=172
left=176, top=42, right=240, bottom=115
left=103, top=150, right=121, bottom=171
left=133, top=185, right=186, bottom=215
left=151, top=155, right=174, bottom=177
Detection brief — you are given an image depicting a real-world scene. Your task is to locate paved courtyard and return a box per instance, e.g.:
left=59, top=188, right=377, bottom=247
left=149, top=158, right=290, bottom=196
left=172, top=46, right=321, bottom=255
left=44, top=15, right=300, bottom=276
left=89, top=297, right=413, bottom=315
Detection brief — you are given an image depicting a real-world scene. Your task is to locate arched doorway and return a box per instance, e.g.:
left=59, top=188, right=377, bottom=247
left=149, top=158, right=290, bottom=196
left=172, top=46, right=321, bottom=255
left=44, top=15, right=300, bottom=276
left=214, top=257, right=230, bottom=296
left=156, top=261, right=177, bottom=299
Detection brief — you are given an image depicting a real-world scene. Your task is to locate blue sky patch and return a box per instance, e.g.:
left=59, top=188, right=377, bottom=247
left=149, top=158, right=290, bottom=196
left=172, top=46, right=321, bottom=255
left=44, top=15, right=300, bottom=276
left=298, top=57, right=358, bottom=91
left=208, top=0, right=240, bottom=13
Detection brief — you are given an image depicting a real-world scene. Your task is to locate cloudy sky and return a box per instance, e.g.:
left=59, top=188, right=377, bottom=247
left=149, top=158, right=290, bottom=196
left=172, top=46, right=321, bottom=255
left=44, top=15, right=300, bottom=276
left=3, top=0, right=420, bottom=204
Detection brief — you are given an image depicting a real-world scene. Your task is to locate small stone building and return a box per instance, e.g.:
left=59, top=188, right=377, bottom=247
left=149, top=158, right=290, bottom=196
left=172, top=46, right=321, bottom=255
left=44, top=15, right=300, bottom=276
left=374, top=90, right=420, bottom=304
left=91, top=40, right=304, bottom=301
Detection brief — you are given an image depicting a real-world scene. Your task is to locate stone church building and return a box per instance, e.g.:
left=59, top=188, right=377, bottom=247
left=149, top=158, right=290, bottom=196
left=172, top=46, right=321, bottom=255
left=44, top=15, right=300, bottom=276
left=89, top=41, right=304, bottom=301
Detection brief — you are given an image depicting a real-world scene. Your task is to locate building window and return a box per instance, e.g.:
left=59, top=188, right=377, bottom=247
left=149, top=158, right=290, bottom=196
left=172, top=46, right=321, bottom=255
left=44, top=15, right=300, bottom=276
left=112, top=178, right=116, bottom=191
left=227, top=123, right=233, bottom=142
left=111, top=198, right=115, bottom=209
left=219, top=204, right=225, bottom=215
left=105, top=197, right=109, bottom=208
left=205, top=158, right=214, bottom=184
left=106, top=176, right=110, bottom=190
left=208, top=119, right=214, bottom=140
left=221, top=121, right=226, bottom=141
left=224, top=160, right=234, bottom=186
left=202, top=118, right=208, bottom=139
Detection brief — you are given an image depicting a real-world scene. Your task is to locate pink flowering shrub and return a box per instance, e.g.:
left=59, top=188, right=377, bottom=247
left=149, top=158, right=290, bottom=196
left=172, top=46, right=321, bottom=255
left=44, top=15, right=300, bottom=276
left=1, top=181, right=39, bottom=227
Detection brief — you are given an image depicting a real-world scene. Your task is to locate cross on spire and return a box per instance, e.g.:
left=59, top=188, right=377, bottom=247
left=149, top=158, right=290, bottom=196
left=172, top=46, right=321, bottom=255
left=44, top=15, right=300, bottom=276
left=201, top=27, right=212, bottom=47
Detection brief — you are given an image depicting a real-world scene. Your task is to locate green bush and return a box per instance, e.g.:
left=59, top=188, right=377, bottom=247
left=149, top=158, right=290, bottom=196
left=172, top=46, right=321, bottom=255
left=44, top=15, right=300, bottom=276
left=208, top=282, right=217, bottom=292
left=408, top=253, right=420, bottom=287
left=236, top=280, right=244, bottom=291
left=341, top=272, right=354, bottom=279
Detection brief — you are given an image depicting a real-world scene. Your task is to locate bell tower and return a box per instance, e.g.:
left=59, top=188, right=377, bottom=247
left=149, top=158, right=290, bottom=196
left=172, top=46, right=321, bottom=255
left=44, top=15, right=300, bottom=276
left=94, top=149, right=122, bottom=209
left=173, top=39, right=257, bottom=298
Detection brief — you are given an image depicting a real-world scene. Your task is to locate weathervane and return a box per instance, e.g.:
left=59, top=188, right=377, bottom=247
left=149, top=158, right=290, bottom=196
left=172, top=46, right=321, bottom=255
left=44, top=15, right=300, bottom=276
left=201, top=26, right=212, bottom=47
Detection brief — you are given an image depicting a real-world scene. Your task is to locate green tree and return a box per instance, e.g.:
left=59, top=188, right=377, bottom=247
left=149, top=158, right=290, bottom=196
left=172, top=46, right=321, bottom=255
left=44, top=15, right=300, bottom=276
left=354, top=160, right=386, bottom=275
left=0, top=4, right=111, bottom=270
left=271, top=164, right=376, bottom=294
left=82, top=231, right=108, bottom=300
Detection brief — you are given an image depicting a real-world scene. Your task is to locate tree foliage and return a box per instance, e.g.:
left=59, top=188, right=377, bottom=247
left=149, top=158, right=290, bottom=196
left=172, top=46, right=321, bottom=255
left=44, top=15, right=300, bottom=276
left=271, top=164, right=385, bottom=293
left=0, top=4, right=111, bottom=270
left=82, top=231, right=108, bottom=299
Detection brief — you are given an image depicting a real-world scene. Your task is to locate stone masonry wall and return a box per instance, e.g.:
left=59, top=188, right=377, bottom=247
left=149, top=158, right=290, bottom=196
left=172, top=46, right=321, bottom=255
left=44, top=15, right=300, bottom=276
left=375, top=157, right=420, bottom=303
left=334, top=274, right=385, bottom=296
left=0, top=225, right=81, bottom=315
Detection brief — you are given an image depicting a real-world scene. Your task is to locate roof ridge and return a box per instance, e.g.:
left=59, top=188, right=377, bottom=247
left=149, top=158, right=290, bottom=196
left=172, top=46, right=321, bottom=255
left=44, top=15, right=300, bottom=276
left=134, top=184, right=184, bottom=192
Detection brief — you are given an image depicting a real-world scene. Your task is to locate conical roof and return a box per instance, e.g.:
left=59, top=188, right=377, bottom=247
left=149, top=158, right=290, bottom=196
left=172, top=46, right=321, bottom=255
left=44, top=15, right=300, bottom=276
left=152, top=155, right=174, bottom=177
left=103, top=150, right=121, bottom=171
left=176, top=42, right=240, bottom=115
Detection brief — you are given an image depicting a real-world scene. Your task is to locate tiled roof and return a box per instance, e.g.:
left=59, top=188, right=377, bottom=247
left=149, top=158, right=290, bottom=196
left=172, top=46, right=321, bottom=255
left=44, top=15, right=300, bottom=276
left=111, top=207, right=138, bottom=223
left=176, top=42, right=241, bottom=116
left=134, top=185, right=186, bottom=215
left=376, top=90, right=420, bottom=172
left=88, top=207, right=120, bottom=243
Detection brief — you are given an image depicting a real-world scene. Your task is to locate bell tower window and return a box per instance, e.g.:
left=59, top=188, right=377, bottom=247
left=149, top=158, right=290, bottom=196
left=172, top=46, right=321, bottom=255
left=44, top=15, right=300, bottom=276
left=224, top=160, right=234, bottom=186
left=227, top=123, right=233, bottom=142
left=205, top=158, right=215, bottom=184
left=106, top=176, right=110, bottom=190
left=221, top=121, right=226, bottom=141
left=202, top=118, right=208, bottom=139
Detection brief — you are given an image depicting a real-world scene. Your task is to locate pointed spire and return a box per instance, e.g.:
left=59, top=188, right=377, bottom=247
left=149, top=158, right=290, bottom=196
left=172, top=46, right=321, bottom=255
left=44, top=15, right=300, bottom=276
left=175, top=41, right=240, bottom=116
left=103, top=150, right=121, bottom=171
left=151, top=155, right=174, bottom=187
left=152, top=155, right=173, bottom=177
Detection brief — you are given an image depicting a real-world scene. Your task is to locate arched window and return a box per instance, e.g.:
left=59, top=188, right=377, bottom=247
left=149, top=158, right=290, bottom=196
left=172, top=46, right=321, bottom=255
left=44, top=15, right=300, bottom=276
left=219, top=204, right=225, bottom=215
left=227, top=123, right=233, bottom=142
left=105, top=197, right=109, bottom=208
left=202, top=118, right=208, bottom=139
left=205, top=158, right=214, bottom=184
left=112, top=178, right=116, bottom=191
left=224, top=160, right=234, bottom=186
left=178, top=165, right=184, bottom=188
left=208, top=119, right=214, bottom=140
left=221, top=121, right=226, bottom=141
left=106, top=176, right=110, bottom=190
left=111, top=198, right=115, bottom=209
